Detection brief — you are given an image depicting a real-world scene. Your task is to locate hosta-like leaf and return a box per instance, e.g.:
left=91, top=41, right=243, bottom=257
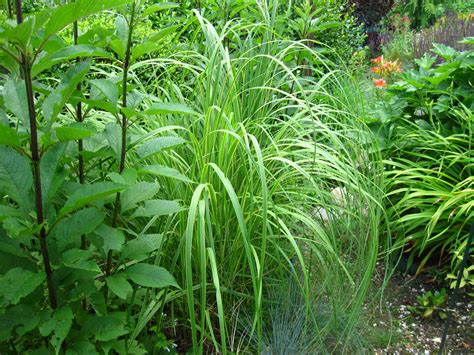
left=131, top=199, right=184, bottom=218
left=106, top=274, right=133, bottom=299
left=60, top=182, right=126, bottom=215
left=0, top=268, right=45, bottom=305
left=145, top=102, right=198, bottom=116
left=136, top=136, right=186, bottom=159
left=83, top=315, right=129, bottom=341
left=0, top=146, right=33, bottom=211
left=126, top=263, right=178, bottom=288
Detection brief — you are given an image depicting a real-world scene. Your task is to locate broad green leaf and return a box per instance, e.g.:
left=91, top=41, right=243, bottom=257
left=3, top=79, right=28, bottom=125
left=145, top=102, right=198, bottom=116
left=131, top=26, right=178, bottom=60
left=431, top=43, right=458, bottom=60
left=55, top=123, right=97, bottom=141
left=139, top=164, right=192, bottom=183
left=0, top=124, right=21, bottom=147
left=44, top=0, right=133, bottom=37
left=104, top=123, right=122, bottom=162
left=90, top=79, right=118, bottom=107
left=131, top=199, right=184, bottom=218
left=94, top=224, right=125, bottom=254
left=0, top=305, right=39, bottom=341
left=0, top=146, right=33, bottom=210
left=143, top=2, right=179, bottom=17
left=0, top=268, right=45, bottom=305
left=121, top=234, right=163, bottom=261
left=0, top=205, right=23, bottom=222
left=32, top=45, right=109, bottom=78
left=137, top=136, right=186, bottom=159
left=52, top=207, right=105, bottom=251
left=121, top=181, right=160, bottom=212
left=39, top=306, right=73, bottom=355
left=83, top=315, right=129, bottom=341
left=43, top=60, right=91, bottom=122
left=60, top=181, right=126, bottom=214
left=62, top=249, right=101, bottom=273
left=126, top=263, right=178, bottom=288
left=106, top=274, right=133, bottom=299
left=41, top=143, right=67, bottom=206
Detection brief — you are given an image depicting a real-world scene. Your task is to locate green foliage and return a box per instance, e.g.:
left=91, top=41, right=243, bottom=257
left=408, top=288, right=447, bottom=319
left=370, top=44, right=473, bottom=281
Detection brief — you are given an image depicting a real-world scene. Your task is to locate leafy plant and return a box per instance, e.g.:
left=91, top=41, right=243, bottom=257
left=408, top=288, right=447, bottom=319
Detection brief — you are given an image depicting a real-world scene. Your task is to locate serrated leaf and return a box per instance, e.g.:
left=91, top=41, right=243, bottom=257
left=143, top=2, right=179, bottom=17
left=145, top=102, right=198, bottom=116
left=0, top=268, right=45, bottom=305
left=121, top=181, right=160, bottom=212
left=52, top=207, right=105, bottom=251
left=131, top=199, right=183, bottom=218
left=55, top=124, right=96, bottom=141
left=104, top=123, right=122, bottom=162
left=62, top=249, right=101, bottom=272
left=0, top=124, right=21, bottom=147
left=137, top=136, right=185, bottom=159
left=90, top=79, right=118, bottom=107
left=83, top=315, right=129, bottom=341
left=126, top=263, right=178, bottom=288
left=0, top=146, right=33, bottom=211
left=3, top=79, right=28, bottom=125
left=106, top=274, right=133, bottom=299
left=121, top=234, right=163, bottom=261
left=139, top=164, right=192, bottom=183
left=94, top=224, right=125, bottom=254
left=43, top=60, right=91, bottom=122
left=60, top=182, right=126, bottom=214
left=41, top=143, right=67, bottom=206
left=32, top=45, right=109, bottom=78
left=44, top=0, right=133, bottom=37
left=39, top=306, right=73, bottom=355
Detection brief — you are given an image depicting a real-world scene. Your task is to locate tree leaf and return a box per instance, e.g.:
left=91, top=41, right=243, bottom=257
left=106, top=274, right=133, bottom=300
left=55, top=123, right=97, bottom=141
left=121, top=234, right=163, bottom=262
left=139, top=164, right=192, bottom=183
left=60, top=182, right=126, bottom=215
left=52, top=207, right=105, bottom=251
left=0, top=268, right=45, bottom=305
left=143, top=2, right=179, bottom=17
left=83, top=315, right=129, bottom=341
left=145, top=102, right=198, bottom=116
left=32, top=45, right=109, bottom=78
left=89, top=79, right=118, bottom=107
left=3, top=79, right=28, bottom=125
left=44, top=0, right=133, bottom=37
left=121, top=181, right=160, bottom=212
left=43, top=60, right=91, bottom=122
left=94, top=224, right=125, bottom=254
left=136, top=136, right=186, bottom=159
left=126, top=263, right=178, bottom=288
left=131, top=199, right=184, bottom=218
left=39, top=306, right=73, bottom=355
left=0, top=146, right=33, bottom=211
left=62, top=249, right=101, bottom=273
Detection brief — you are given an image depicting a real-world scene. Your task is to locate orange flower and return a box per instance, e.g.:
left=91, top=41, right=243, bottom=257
left=373, top=78, right=386, bottom=88
left=370, top=67, right=381, bottom=74
left=370, top=55, right=383, bottom=64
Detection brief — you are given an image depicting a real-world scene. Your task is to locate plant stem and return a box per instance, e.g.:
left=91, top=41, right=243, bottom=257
left=6, top=0, right=13, bottom=19
left=15, top=0, right=57, bottom=310
left=104, top=2, right=136, bottom=298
